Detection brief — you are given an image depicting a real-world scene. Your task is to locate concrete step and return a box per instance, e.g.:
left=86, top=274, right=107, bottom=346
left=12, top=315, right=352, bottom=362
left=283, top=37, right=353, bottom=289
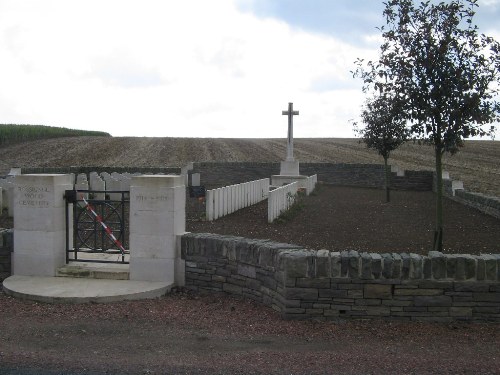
left=3, top=275, right=173, bottom=304
left=57, top=262, right=130, bottom=280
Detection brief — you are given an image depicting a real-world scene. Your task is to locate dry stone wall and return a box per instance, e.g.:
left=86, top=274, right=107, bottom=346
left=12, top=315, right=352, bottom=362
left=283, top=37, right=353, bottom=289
left=193, top=162, right=433, bottom=191
left=17, top=163, right=434, bottom=192
left=453, top=190, right=500, bottom=219
left=193, top=162, right=279, bottom=188
left=433, top=173, right=500, bottom=219
left=182, top=233, right=500, bottom=322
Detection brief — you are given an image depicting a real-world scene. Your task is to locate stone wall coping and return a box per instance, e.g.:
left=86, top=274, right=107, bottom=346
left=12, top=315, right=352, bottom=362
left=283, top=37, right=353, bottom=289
left=182, top=233, right=500, bottom=282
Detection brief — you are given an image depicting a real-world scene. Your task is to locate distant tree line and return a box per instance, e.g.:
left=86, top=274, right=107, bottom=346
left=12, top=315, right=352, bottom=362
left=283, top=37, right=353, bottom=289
left=0, top=124, right=111, bottom=146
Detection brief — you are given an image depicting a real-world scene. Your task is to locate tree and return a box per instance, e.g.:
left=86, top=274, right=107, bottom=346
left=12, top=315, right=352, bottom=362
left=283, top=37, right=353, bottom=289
left=355, top=94, right=409, bottom=202
left=354, top=0, right=500, bottom=252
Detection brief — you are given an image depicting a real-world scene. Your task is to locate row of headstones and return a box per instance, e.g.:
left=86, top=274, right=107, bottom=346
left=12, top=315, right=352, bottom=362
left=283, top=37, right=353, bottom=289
left=205, top=178, right=270, bottom=221
left=74, top=171, right=139, bottom=200
left=0, top=176, right=15, bottom=216
left=0, top=171, right=170, bottom=216
left=267, top=181, right=298, bottom=223
left=267, top=175, right=317, bottom=223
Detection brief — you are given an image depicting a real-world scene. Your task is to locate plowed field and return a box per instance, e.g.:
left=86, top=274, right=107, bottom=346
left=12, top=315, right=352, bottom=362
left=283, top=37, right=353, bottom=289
left=0, top=137, right=498, bottom=196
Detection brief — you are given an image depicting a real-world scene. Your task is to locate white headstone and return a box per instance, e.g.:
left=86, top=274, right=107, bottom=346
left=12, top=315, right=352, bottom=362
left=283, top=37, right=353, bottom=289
left=191, top=173, right=201, bottom=187
left=8, top=168, right=22, bottom=176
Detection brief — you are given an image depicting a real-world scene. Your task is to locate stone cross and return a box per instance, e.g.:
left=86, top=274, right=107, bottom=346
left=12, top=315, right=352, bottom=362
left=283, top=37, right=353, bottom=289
left=282, top=102, right=299, bottom=161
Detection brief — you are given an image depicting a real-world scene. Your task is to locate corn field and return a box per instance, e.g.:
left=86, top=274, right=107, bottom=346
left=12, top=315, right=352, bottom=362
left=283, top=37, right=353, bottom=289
left=0, top=124, right=110, bottom=146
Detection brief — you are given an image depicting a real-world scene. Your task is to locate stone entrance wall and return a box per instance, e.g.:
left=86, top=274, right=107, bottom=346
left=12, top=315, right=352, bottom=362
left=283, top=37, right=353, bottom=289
left=6, top=174, right=185, bottom=284
left=0, top=229, right=13, bottom=281
left=182, top=233, right=500, bottom=322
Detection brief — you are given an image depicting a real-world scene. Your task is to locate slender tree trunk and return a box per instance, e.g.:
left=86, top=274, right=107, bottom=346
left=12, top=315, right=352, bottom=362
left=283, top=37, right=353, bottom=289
left=384, top=156, right=390, bottom=203
left=433, top=147, right=443, bottom=252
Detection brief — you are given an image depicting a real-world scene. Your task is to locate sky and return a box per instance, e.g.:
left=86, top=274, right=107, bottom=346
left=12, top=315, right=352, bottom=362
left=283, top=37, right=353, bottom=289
left=0, top=0, right=499, bottom=139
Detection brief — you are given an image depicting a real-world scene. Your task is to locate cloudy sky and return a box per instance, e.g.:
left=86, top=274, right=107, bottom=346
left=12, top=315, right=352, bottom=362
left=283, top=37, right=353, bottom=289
left=1, top=0, right=499, bottom=138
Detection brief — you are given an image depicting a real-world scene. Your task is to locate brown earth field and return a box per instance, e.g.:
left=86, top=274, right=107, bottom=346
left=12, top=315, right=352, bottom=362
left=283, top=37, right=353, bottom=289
left=0, top=136, right=499, bottom=196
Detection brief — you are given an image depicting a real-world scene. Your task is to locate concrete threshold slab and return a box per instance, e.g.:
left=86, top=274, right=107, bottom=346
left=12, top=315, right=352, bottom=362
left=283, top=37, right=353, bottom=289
left=2, top=275, right=173, bottom=304
left=57, top=262, right=130, bottom=280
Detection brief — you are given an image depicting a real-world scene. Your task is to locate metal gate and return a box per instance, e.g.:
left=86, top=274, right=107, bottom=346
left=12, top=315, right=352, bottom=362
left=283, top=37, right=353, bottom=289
left=64, top=190, right=130, bottom=264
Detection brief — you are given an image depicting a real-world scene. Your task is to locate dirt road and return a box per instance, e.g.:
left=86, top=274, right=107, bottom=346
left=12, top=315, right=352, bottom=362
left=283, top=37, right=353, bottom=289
left=0, top=290, right=499, bottom=375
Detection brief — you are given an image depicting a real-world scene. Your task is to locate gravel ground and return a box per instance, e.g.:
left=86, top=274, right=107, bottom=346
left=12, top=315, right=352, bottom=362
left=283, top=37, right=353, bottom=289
left=187, top=185, right=500, bottom=255
left=0, top=289, right=499, bottom=375
left=1, top=182, right=499, bottom=374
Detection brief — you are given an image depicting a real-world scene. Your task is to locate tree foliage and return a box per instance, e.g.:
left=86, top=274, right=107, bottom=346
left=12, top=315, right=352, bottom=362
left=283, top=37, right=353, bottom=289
left=355, top=94, right=409, bottom=202
left=357, top=94, right=408, bottom=160
left=353, top=0, right=500, bottom=251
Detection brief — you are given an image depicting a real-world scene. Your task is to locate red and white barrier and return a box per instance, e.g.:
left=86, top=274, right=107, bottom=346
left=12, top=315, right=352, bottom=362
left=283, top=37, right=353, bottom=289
left=78, top=192, right=126, bottom=255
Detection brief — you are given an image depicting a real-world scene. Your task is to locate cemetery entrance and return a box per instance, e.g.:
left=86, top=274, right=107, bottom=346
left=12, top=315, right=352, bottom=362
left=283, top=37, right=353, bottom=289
left=64, top=190, right=130, bottom=264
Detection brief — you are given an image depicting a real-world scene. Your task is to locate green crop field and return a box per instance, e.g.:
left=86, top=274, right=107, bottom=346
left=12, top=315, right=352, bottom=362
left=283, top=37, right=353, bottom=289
left=0, top=124, right=110, bottom=146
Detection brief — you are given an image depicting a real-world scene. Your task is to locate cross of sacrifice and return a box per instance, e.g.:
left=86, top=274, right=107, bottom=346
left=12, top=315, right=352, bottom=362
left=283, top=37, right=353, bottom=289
left=282, top=102, right=299, bottom=161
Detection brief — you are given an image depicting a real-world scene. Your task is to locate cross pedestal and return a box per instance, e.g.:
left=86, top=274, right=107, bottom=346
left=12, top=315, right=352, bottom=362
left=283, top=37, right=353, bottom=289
left=279, top=160, right=300, bottom=176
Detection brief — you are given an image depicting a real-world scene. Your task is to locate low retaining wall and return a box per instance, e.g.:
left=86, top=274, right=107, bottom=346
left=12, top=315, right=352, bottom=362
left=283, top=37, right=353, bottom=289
left=193, top=162, right=433, bottom=191
left=453, top=190, right=500, bottom=219
left=182, top=233, right=500, bottom=322
left=433, top=173, right=500, bottom=219
left=0, top=229, right=13, bottom=281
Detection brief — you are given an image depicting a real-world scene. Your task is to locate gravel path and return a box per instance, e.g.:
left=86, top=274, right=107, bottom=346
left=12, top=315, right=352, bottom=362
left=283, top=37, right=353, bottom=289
left=0, top=290, right=499, bottom=374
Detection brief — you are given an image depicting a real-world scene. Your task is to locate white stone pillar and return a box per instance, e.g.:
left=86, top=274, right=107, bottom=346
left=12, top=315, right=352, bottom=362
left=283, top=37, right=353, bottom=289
left=129, top=175, right=185, bottom=283
left=12, top=174, right=73, bottom=276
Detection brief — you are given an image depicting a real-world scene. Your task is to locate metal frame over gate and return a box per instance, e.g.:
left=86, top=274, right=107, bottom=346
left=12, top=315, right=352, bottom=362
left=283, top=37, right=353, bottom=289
left=64, top=190, right=130, bottom=264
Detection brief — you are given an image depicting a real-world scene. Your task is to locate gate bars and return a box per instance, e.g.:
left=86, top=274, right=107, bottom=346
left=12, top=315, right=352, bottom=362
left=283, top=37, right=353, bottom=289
left=65, top=189, right=130, bottom=264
